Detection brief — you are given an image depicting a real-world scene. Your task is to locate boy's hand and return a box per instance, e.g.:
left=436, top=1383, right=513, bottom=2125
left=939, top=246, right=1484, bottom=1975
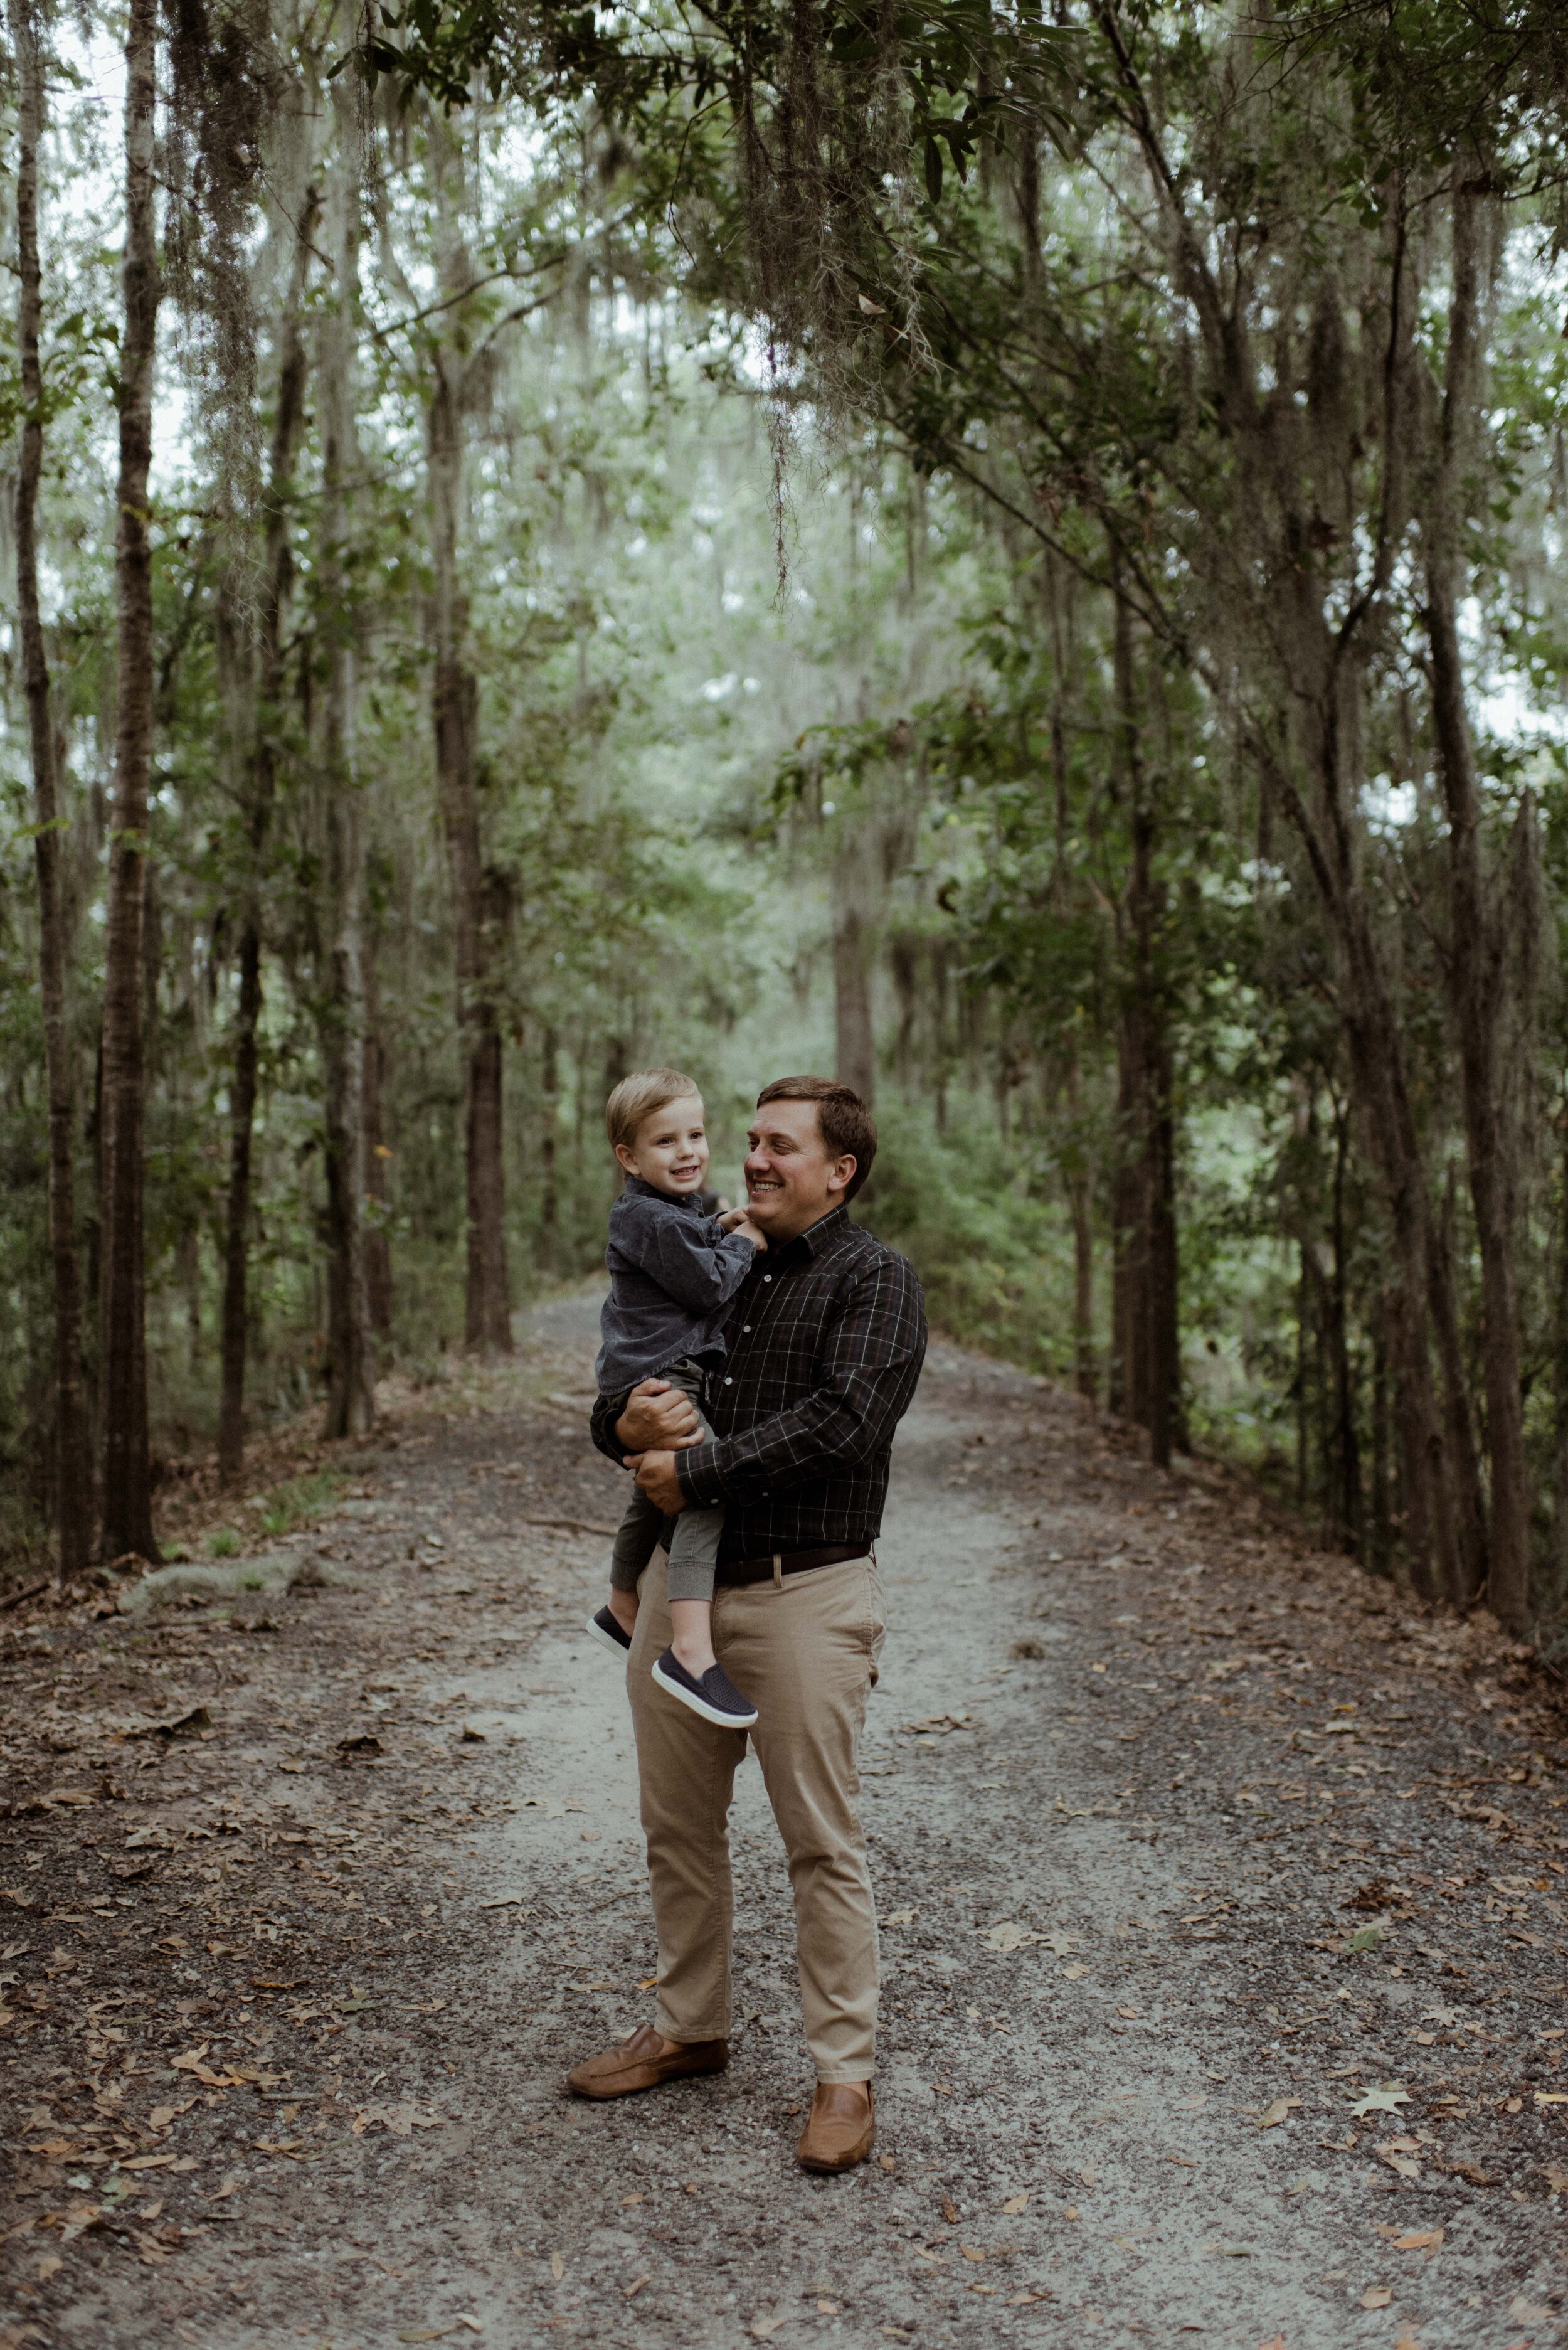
left=720, top=1208, right=766, bottom=1249
left=626, top=1451, right=687, bottom=1513
left=614, top=1378, right=700, bottom=1453
left=716, top=1207, right=750, bottom=1231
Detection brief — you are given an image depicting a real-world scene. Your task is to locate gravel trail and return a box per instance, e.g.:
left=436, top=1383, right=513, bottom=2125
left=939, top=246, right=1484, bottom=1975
left=4, top=1291, right=1565, bottom=2349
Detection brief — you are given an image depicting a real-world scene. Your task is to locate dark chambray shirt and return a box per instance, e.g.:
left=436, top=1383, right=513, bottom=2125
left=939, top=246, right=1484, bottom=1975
left=594, top=1176, right=758, bottom=1393
left=591, top=1204, right=927, bottom=1568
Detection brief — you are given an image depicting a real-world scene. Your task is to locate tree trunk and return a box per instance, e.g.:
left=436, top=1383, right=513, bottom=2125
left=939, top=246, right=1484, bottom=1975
left=428, top=119, right=512, bottom=1354
left=1111, top=584, right=1179, bottom=1463
left=98, top=0, right=161, bottom=1565
left=218, top=197, right=315, bottom=1484
left=317, top=109, right=373, bottom=1441
left=1371, top=1289, right=1392, bottom=1575
left=363, top=944, right=393, bottom=1336
left=1328, top=1097, right=1362, bottom=1555
left=12, top=0, right=91, bottom=1583
left=539, top=1026, right=559, bottom=1272
left=1422, top=178, right=1530, bottom=1629
left=834, top=905, right=876, bottom=1105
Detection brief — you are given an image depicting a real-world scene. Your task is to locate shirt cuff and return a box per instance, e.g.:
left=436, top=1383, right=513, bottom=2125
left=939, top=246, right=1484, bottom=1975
left=676, top=1440, right=726, bottom=1507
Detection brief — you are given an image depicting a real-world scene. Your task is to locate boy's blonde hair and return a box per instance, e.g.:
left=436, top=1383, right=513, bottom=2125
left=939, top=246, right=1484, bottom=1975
left=605, top=1069, right=702, bottom=1153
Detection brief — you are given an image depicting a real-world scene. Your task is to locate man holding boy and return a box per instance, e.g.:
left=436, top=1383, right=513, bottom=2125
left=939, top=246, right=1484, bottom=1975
left=568, top=1076, right=926, bottom=2174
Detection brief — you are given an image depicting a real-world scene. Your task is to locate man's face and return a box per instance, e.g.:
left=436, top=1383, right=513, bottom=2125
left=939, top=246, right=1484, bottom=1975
left=744, top=1098, right=856, bottom=1241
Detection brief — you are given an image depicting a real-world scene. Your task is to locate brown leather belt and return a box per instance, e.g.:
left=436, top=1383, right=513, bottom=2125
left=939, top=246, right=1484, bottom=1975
left=714, top=1543, right=869, bottom=1589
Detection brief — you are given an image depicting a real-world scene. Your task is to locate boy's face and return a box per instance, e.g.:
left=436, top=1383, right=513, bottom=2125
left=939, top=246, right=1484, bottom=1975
left=616, top=1096, right=710, bottom=1195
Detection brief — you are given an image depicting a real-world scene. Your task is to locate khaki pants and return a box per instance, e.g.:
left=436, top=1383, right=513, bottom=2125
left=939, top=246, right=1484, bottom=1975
left=627, top=1550, right=886, bottom=2083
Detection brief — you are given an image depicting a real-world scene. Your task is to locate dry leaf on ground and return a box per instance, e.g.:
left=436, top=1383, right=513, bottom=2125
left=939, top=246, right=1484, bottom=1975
left=1360, top=2285, right=1392, bottom=2309
left=979, top=1921, right=1039, bottom=1952
left=1351, top=2086, right=1409, bottom=2119
left=1256, top=2098, right=1301, bottom=2129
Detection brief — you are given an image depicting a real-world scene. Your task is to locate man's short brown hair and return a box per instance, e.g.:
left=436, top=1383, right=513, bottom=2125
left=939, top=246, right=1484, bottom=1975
left=755, top=1077, right=877, bottom=1203
left=605, top=1069, right=702, bottom=1153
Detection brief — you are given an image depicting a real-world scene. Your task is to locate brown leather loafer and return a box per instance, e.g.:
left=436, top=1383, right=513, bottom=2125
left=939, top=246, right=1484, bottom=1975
left=796, top=2082, right=875, bottom=2173
left=566, top=2022, right=729, bottom=2101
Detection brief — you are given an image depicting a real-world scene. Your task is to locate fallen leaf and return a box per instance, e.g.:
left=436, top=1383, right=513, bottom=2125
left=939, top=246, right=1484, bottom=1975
left=1117, top=2006, right=1140, bottom=2021
left=119, top=2154, right=176, bottom=2172
left=1510, top=2296, right=1558, bottom=2324
left=351, top=2103, right=443, bottom=2137
left=751, top=2320, right=789, bottom=2341
left=816, top=2302, right=840, bottom=2316
left=1351, top=2085, right=1409, bottom=2119
left=1258, top=2337, right=1287, bottom=2350
left=980, top=1921, right=1039, bottom=1953
left=1000, top=2192, right=1029, bottom=2214
left=1360, top=2286, right=1392, bottom=2309
left=1534, top=2091, right=1568, bottom=2107
left=208, top=2176, right=241, bottom=2201
left=1257, top=2098, right=1302, bottom=2130
left=1542, top=2164, right=1568, bottom=2193
left=35, top=2256, right=62, bottom=2284
left=941, top=2198, right=958, bottom=2223
left=1392, top=2228, right=1442, bottom=2252
left=1393, top=2337, right=1422, bottom=2350
left=1062, top=1963, right=1088, bottom=1981
left=549, top=2251, right=564, bottom=2282
left=129, top=1706, right=211, bottom=1742
left=479, top=1895, right=526, bottom=1910
left=623, top=2277, right=650, bottom=2300
left=960, top=2246, right=985, bottom=2263
left=882, top=1909, right=918, bottom=1927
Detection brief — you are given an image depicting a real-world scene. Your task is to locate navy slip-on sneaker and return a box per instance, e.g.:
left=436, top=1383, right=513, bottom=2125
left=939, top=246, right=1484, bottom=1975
left=650, top=1647, right=760, bottom=1729
left=586, top=1605, right=634, bottom=1659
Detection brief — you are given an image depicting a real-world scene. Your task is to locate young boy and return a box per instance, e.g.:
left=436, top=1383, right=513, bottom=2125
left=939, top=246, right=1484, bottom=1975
left=585, top=1070, right=763, bottom=1728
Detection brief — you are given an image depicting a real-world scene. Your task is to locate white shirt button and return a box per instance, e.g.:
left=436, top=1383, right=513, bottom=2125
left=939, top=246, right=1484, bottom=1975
left=743, top=1325, right=751, bottom=1332
left=763, top=1275, right=773, bottom=1283
left=724, top=1376, right=733, bottom=1385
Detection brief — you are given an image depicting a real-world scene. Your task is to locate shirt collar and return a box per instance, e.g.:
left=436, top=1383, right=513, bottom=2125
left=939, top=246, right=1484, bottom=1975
left=771, top=1203, right=850, bottom=1262
left=625, top=1174, right=704, bottom=1213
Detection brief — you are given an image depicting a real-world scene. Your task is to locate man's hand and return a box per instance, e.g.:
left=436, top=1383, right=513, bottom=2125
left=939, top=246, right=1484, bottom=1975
left=626, top=1451, right=687, bottom=1514
left=614, top=1378, right=701, bottom=1454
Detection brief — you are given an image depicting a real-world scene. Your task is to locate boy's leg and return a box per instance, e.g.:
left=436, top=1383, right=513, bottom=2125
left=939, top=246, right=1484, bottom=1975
left=665, top=1497, right=725, bottom=1671
left=660, top=1358, right=726, bottom=1662
left=609, top=1482, right=663, bottom=1593
left=627, top=1556, right=746, bottom=2044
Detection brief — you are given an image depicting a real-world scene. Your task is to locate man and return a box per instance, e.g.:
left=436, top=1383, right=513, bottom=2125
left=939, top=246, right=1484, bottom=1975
left=568, top=1076, right=926, bottom=2172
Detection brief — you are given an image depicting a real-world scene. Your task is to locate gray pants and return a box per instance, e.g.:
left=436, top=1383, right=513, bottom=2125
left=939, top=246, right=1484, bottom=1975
left=607, top=1356, right=724, bottom=1604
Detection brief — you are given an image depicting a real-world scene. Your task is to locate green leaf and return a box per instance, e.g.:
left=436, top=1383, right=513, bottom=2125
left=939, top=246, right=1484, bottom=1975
left=924, top=135, right=943, bottom=205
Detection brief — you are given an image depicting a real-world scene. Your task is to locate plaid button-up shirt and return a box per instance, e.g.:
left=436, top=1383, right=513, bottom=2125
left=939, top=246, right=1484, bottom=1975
left=590, top=1204, right=926, bottom=1569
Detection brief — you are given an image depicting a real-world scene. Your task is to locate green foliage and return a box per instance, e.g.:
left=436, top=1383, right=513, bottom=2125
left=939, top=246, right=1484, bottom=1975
left=862, top=1100, right=1071, bottom=1375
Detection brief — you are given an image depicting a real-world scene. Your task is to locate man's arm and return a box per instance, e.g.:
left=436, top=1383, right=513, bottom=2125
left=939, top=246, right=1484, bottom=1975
left=675, top=1253, right=926, bottom=1507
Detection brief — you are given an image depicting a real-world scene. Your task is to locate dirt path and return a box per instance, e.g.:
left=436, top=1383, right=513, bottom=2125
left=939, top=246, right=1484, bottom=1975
left=5, top=1295, right=1568, bottom=2349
